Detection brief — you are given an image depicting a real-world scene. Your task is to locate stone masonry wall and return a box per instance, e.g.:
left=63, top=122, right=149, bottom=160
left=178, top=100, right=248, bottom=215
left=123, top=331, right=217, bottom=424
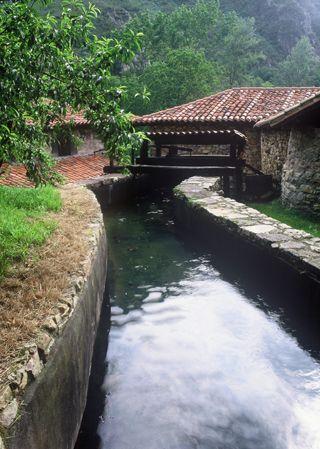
left=149, top=123, right=262, bottom=170
left=282, top=127, right=320, bottom=217
left=261, top=129, right=290, bottom=182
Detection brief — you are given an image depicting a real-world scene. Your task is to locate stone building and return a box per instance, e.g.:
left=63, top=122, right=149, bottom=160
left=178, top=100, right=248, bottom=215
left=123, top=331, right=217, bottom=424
left=50, top=110, right=103, bottom=157
left=134, top=87, right=320, bottom=183
left=256, top=94, right=320, bottom=217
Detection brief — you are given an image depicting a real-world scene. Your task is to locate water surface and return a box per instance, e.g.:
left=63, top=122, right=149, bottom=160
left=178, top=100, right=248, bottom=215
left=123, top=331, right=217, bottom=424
left=85, top=195, right=320, bottom=449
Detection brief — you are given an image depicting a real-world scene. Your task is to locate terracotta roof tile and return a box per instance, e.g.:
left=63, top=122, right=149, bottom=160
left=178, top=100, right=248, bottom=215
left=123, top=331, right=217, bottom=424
left=256, top=92, right=320, bottom=128
left=134, top=87, right=320, bottom=126
left=51, top=110, right=89, bottom=127
left=0, top=154, right=108, bottom=187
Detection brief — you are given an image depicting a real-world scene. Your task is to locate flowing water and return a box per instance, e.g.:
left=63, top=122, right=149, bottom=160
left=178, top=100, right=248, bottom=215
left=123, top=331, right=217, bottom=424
left=77, top=194, right=320, bottom=449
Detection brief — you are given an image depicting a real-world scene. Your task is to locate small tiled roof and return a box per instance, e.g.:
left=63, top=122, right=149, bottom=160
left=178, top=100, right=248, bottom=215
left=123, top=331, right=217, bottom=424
left=51, top=110, right=89, bottom=127
left=62, top=110, right=88, bottom=126
left=134, top=87, right=320, bottom=126
left=0, top=154, right=108, bottom=187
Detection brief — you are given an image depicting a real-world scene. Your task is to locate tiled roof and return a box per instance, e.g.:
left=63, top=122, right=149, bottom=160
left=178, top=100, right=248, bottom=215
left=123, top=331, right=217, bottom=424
left=0, top=154, right=108, bottom=187
left=62, top=110, right=88, bottom=126
left=51, top=110, right=89, bottom=127
left=134, top=87, right=320, bottom=126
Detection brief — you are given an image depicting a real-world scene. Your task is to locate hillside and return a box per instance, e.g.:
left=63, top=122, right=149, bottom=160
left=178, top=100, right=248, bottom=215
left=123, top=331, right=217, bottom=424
left=81, top=0, right=320, bottom=59
left=221, top=0, right=320, bottom=57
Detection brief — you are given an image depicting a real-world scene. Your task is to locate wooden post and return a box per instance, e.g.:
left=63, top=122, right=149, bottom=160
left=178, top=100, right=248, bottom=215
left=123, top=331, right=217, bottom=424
left=155, top=143, right=161, bottom=157
left=140, top=140, right=149, bottom=160
left=131, top=147, right=135, bottom=165
left=230, top=142, right=237, bottom=160
left=223, top=175, right=230, bottom=197
left=235, top=163, right=243, bottom=199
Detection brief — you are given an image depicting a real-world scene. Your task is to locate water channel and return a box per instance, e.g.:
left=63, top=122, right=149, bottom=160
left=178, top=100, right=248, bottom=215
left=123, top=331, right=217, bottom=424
left=76, top=192, right=320, bottom=449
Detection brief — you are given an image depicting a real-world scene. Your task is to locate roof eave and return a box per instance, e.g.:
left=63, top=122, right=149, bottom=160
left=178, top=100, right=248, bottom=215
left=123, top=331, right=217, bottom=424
left=133, top=118, right=257, bottom=127
left=255, top=92, right=320, bottom=129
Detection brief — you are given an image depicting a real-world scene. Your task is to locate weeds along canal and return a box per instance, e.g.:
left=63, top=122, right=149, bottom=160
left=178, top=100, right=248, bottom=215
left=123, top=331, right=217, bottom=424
left=76, top=192, right=320, bottom=449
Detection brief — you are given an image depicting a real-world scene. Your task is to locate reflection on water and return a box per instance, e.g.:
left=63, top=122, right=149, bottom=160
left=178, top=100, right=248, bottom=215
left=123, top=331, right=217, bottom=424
left=95, top=195, right=320, bottom=449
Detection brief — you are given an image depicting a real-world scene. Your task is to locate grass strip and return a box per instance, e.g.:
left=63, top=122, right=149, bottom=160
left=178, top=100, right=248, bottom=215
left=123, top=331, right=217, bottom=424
left=0, top=185, right=62, bottom=278
left=249, top=199, right=320, bottom=238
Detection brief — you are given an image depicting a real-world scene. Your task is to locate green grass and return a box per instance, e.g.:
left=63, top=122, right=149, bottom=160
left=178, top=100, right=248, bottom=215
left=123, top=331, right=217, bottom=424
left=0, top=185, right=62, bottom=278
left=249, top=199, right=320, bottom=238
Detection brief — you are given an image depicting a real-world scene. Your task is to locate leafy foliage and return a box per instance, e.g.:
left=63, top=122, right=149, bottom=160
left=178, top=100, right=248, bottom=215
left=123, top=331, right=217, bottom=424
left=0, top=0, right=144, bottom=184
left=115, top=1, right=266, bottom=114
left=121, top=48, right=222, bottom=114
left=208, top=12, right=265, bottom=86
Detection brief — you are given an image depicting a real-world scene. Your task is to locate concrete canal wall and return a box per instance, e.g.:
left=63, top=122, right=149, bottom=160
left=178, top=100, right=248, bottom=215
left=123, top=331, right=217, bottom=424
left=1, top=186, right=107, bottom=449
left=84, top=173, right=152, bottom=209
left=174, top=177, right=320, bottom=304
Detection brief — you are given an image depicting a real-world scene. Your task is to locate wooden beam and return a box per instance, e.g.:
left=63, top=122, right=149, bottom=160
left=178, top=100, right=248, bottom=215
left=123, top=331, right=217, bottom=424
left=136, top=156, right=237, bottom=167
left=235, top=164, right=243, bottom=199
left=150, top=132, right=245, bottom=146
left=129, top=165, right=237, bottom=176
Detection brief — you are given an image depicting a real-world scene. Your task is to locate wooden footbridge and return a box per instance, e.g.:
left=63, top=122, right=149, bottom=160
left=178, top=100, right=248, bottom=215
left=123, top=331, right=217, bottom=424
left=129, top=129, right=247, bottom=196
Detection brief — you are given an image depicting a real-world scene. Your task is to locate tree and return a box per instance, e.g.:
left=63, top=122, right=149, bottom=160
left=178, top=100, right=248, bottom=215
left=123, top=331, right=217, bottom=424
left=122, top=0, right=221, bottom=61
left=0, top=0, right=143, bottom=185
left=121, top=48, right=223, bottom=114
left=272, top=37, right=320, bottom=86
left=209, top=12, right=265, bottom=86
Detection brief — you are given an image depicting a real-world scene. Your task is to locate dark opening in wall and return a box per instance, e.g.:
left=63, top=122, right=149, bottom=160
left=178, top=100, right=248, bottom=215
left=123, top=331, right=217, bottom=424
left=52, top=134, right=78, bottom=156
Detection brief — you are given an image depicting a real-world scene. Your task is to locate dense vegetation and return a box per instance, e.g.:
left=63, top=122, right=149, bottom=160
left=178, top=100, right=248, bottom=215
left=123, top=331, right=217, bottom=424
left=0, top=0, right=144, bottom=184
left=249, top=200, right=320, bottom=238
left=0, top=186, right=61, bottom=278
left=67, top=0, right=320, bottom=115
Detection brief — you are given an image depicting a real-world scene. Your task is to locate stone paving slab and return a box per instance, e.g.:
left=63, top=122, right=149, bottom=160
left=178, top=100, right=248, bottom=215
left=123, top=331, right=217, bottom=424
left=175, top=176, right=320, bottom=283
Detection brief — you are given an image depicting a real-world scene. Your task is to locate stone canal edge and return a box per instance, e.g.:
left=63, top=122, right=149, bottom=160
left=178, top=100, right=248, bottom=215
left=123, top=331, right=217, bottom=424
left=174, top=176, right=320, bottom=288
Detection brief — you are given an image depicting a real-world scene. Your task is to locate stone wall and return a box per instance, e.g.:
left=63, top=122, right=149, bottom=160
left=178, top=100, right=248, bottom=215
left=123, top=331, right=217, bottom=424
left=282, top=127, right=320, bottom=217
left=149, top=123, right=262, bottom=170
left=51, top=127, right=103, bottom=157
left=260, top=129, right=290, bottom=183
left=76, top=128, right=104, bottom=155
